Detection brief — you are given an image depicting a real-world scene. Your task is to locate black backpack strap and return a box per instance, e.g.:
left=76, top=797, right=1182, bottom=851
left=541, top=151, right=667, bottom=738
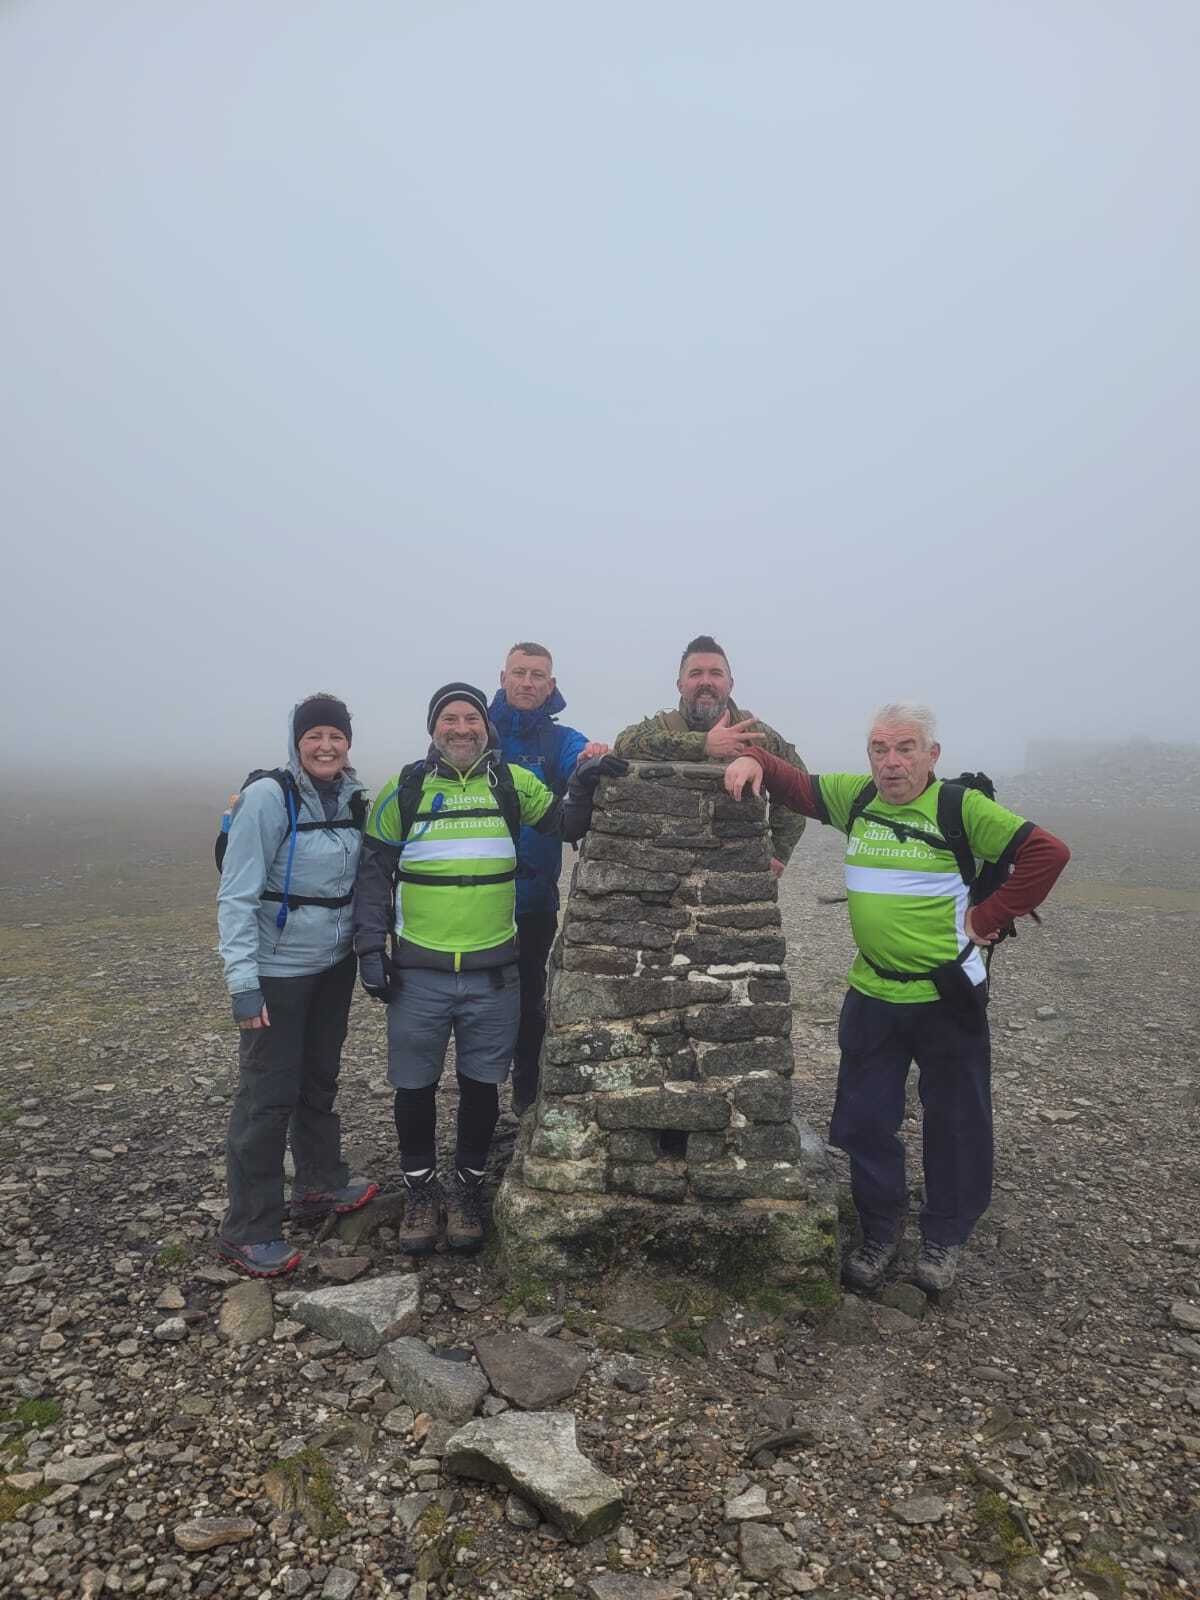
left=396, top=761, right=432, bottom=844
left=242, top=768, right=299, bottom=809
left=845, top=781, right=877, bottom=835
left=935, top=783, right=977, bottom=890
left=489, top=759, right=524, bottom=849
left=262, top=889, right=354, bottom=910
left=394, top=868, right=518, bottom=887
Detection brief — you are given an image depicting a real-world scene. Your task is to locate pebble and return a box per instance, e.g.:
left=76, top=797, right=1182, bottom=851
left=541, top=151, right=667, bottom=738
left=153, top=1316, right=188, bottom=1342
left=505, top=1491, right=541, bottom=1528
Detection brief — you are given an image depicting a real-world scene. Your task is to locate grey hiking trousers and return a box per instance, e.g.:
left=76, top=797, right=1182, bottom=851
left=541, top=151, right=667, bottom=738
left=222, top=953, right=355, bottom=1244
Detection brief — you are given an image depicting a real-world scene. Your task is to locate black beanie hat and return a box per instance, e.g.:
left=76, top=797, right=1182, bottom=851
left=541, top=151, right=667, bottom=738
left=427, top=681, right=489, bottom=734
left=294, top=694, right=352, bottom=746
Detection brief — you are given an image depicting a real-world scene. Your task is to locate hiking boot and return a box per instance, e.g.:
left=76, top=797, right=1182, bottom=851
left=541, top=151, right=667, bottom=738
left=397, top=1174, right=443, bottom=1255
left=445, top=1168, right=487, bottom=1253
left=289, top=1176, right=380, bottom=1225
left=842, top=1231, right=902, bottom=1294
left=914, top=1240, right=962, bottom=1294
left=217, top=1237, right=302, bottom=1278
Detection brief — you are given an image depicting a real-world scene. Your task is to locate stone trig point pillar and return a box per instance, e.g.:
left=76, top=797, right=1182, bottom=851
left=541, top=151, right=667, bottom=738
left=495, top=761, right=838, bottom=1294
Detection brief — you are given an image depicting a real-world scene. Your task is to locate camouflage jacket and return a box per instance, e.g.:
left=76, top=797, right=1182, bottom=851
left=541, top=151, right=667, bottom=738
left=613, top=698, right=808, bottom=864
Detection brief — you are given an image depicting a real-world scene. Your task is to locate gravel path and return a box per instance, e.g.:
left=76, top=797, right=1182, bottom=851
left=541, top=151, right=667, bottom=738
left=0, top=804, right=1196, bottom=1599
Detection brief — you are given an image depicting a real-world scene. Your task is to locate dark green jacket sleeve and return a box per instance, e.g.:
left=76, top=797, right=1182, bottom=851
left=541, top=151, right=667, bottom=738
left=613, top=713, right=709, bottom=762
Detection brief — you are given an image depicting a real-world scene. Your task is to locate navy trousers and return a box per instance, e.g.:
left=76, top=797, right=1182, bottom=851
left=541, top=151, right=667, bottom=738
left=830, top=986, right=993, bottom=1248
left=512, top=908, right=559, bottom=1105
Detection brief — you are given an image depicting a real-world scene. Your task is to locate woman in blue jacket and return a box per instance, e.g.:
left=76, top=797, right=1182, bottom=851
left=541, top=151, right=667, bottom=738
left=216, top=694, right=377, bottom=1275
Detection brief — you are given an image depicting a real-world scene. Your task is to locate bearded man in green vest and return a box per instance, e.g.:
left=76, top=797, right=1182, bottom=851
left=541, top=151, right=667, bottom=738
left=353, top=682, right=622, bottom=1254
left=614, top=634, right=810, bottom=877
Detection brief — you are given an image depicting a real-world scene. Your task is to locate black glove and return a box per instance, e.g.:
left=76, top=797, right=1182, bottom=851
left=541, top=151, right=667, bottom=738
left=571, top=753, right=629, bottom=793
left=358, top=951, right=392, bottom=1004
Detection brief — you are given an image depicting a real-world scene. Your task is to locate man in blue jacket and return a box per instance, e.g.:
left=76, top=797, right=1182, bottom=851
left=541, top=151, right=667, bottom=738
left=489, top=642, right=609, bottom=1115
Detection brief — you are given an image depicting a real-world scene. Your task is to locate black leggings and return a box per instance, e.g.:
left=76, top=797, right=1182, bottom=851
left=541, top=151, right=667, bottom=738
left=393, top=1073, right=499, bottom=1175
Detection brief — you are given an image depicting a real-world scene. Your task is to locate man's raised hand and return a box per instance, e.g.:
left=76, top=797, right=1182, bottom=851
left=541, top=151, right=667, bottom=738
left=724, top=756, right=763, bottom=800
left=704, top=711, right=767, bottom=760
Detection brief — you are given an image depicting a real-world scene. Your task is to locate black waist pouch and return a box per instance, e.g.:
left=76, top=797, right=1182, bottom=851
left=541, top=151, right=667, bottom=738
left=930, top=958, right=987, bottom=1029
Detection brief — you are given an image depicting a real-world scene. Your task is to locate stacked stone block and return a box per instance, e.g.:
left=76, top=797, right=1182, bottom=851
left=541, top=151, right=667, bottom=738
left=495, top=762, right=837, bottom=1291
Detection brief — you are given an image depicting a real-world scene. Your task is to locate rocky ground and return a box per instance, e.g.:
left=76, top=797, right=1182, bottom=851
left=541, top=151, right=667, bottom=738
left=0, top=790, right=1198, bottom=1600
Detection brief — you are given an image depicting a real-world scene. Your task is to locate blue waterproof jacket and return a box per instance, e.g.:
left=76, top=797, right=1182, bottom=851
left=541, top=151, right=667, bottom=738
left=217, top=706, right=367, bottom=994
left=488, top=687, right=588, bottom=915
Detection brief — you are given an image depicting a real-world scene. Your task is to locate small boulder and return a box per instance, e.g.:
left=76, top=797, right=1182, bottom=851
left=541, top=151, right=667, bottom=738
left=894, top=1494, right=947, bottom=1524
left=43, top=1454, right=123, bottom=1486
left=724, top=1484, right=770, bottom=1521
left=219, top=1281, right=274, bottom=1345
left=586, top=1577, right=689, bottom=1600
left=446, top=1411, right=622, bottom=1543
left=738, top=1520, right=795, bottom=1578
left=173, top=1515, right=259, bottom=1551
left=377, top=1338, right=488, bottom=1425
left=293, top=1274, right=420, bottom=1355
left=473, top=1330, right=589, bottom=1409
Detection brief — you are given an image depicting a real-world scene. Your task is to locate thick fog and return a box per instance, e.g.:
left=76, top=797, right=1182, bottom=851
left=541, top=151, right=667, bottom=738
left=2, top=0, right=1196, bottom=791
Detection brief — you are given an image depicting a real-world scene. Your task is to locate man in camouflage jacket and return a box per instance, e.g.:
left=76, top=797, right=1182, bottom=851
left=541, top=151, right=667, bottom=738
left=614, top=634, right=809, bottom=875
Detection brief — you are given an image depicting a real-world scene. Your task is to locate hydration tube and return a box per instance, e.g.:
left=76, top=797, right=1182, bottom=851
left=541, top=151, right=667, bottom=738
left=403, top=791, right=445, bottom=848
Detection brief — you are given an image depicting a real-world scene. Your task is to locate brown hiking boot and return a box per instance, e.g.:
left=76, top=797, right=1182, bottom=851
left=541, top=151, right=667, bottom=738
left=444, top=1167, right=487, bottom=1253
left=398, top=1173, right=443, bottom=1255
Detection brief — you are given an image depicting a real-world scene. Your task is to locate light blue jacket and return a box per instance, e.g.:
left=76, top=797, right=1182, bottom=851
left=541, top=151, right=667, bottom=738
left=217, top=708, right=367, bottom=995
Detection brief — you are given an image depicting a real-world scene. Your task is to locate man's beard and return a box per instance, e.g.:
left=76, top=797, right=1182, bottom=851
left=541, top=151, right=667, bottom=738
left=683, top=691, right=728, bottom=731
left=434, top=731, right=488, bottom=768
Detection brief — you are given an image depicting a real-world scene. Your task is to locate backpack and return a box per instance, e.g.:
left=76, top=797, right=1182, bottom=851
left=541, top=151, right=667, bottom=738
left=391, top=757, right=524, bottom=889
left=844, top=770, right=1033, bottom=983
left=215, top=769, right=367, bottom=930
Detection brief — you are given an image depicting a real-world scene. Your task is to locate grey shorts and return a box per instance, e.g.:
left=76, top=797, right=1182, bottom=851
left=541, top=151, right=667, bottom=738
left=385, top=964, right=521, bottom=1090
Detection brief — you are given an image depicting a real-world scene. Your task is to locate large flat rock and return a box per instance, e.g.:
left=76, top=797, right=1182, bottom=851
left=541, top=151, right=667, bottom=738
left=292, top=1273, right=421, bottom=1355
left=376, top=1337, right=488, bottom=1424
left=473, top=1331, right=590, bottom=1409
left=446, top=1411, right=622, bottom=1544
left=587, top=1578, right=688, bottom=1600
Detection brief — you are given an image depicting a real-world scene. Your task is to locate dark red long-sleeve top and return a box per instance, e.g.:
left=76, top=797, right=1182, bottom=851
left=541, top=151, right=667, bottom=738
left=745, top=748, right=1070, bottom=939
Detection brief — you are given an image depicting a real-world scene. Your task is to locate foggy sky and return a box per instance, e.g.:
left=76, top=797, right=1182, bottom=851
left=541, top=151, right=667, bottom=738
left=2, top=0, right=1197, bottom=790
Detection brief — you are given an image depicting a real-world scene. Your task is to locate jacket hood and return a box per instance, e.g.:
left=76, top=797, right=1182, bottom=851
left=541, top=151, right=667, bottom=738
left=489, top=685, right=567, bottom=736
left=286, top=702, right=363, bottom=806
